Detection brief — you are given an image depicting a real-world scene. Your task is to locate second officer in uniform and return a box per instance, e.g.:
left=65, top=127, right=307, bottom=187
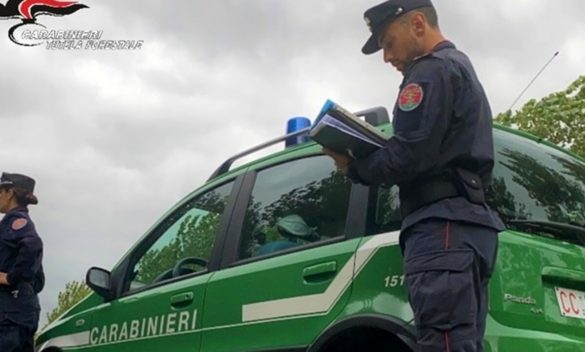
left=0, top=172, right=44, bottom=352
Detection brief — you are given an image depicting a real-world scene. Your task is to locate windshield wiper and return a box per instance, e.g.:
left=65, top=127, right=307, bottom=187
left=507, top=220, right=585, bottom=245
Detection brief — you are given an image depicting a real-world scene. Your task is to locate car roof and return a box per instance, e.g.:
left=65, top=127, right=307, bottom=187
left=210, top=121, right=585, bottom=185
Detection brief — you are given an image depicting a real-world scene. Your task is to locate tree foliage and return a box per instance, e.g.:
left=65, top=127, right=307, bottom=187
left=46, top=280, right=92, bottom=324
left=496, top=76, right=585, bottom=157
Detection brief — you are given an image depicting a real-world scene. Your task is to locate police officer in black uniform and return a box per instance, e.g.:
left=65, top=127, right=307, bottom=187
left=0, top=172, right=44, bottom=352
left=324, top=1, right=505, bottom=351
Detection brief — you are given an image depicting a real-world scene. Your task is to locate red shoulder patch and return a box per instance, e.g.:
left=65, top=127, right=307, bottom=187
left=11, top=218, right=28, bottom=231
left=398, top=83, right=424, bottom=112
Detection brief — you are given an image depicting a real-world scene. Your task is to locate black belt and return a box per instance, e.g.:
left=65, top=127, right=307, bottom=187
left=400, top=179, right=462, bottom=217
left=400, top=168, right=487, bottom=217
left=0, top=281, right=33, bottom=292
left=0, top=285, right=14, bottom=292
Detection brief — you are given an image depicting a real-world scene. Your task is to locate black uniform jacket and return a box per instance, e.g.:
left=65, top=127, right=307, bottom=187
left=347, top=41, right=504, bottom=232
left=0, top=207, right=43, bottom=314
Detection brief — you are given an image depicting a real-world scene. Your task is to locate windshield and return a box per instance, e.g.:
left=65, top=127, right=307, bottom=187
left=487, top=128, right=585, bottom=227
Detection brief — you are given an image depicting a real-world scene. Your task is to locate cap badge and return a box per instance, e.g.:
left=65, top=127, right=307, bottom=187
left=398, top=83, right=424, bottom=112
left=395, top=7, right=404, bottom=15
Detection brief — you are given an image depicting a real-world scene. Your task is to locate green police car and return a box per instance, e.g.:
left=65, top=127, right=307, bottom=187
left=36, top=107, right=585, bottom=351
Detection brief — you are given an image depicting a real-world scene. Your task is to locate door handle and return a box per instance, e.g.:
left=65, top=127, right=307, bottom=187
left=170, top=292, right=194, bottom=307
left=303, top=262, right=337, bottom=283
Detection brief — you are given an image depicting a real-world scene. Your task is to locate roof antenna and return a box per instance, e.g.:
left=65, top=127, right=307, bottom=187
left=508, top=51, right=560, bottom=112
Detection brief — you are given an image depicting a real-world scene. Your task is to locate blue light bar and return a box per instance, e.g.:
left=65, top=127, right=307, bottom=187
left=285, top=117, right=311, bottom=148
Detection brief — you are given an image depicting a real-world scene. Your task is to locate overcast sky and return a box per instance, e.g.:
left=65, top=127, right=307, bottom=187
left=1, top=0, right=584, bottom=327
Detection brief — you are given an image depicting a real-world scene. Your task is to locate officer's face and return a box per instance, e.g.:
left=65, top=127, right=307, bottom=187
left=378, top=13, right=426, bottom=74
left=0, top=187, right=14, bottom=213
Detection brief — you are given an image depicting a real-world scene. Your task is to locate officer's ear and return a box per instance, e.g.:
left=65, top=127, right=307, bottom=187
left=410, top=12, right=426, bottom=36
left=4, top=187, right=15, bottom=198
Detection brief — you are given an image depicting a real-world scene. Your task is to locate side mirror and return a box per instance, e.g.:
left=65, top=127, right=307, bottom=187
left=86, top=267, right=113, bottom=300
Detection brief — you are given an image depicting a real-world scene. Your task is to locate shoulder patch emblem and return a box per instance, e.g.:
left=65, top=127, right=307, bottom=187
left=12, top=218, right=28, bottom=231
left=398, top=83, right=424, bottom=112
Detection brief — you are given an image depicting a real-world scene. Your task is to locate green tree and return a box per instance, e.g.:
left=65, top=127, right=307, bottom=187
left=496, top=76, right=585, bottom=157
left=46, top=280, right=92, bottom=324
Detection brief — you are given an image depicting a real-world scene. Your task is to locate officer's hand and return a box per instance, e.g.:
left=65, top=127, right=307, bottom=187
left=322, top=148, right=352, bottom=171
left=0, top=272, right=9, bottom=285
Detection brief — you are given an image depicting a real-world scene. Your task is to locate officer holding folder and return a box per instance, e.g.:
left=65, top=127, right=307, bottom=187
left=323, top=1, right=504, bottom=351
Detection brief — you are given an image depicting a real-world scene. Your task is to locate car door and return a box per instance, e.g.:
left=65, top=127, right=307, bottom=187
left=83, top=179, right=238, bottom=352
left=201, top=155, right=361, bottom=352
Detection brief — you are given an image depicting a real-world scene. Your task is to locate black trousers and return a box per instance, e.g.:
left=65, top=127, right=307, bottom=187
left=402, top=219, right=498, bottom=352
left=0, top=311, right=38, bottom=352
left=0, top=289, right=40, bottom=352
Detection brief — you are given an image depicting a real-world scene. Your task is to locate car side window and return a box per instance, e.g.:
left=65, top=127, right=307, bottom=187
left=486, top=130, right=585, bottom=225
left=127, top=181, right=234, bottom=291
left=239, top=156, right=352, bottom=260
left=367, top=185, right=401, bottom=235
